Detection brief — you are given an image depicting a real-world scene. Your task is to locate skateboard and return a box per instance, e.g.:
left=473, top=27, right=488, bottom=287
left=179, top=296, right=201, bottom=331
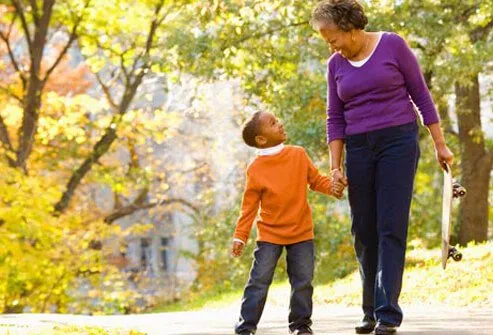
left=441, top=162, right=466, bottom=269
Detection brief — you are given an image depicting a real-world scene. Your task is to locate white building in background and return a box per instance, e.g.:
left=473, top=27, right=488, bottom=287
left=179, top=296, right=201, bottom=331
left=92, top=74, right=252, bottom=299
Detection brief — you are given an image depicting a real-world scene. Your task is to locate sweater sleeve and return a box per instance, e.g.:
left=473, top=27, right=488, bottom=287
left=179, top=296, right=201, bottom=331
left=326, top=57, right=346, bottom=143
left=391, top=33, right=440, bottom=125
left=303, top=149, right=333, bottom=195
left=233, top=169, right=261, bottom=243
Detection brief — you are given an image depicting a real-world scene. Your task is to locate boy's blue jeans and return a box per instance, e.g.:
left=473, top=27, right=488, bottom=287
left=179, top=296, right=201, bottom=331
left=235, top=239, right=314, bottom=334
left=345, top=121, right=420, bottom=327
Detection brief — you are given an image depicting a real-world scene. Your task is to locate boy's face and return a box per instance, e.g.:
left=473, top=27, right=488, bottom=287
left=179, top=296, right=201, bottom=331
left=255, top=112, right=287, bottom=148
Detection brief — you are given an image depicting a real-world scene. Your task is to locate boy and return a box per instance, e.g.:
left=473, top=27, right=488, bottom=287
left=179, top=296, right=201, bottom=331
left=232, top=111, right=344, bottom=335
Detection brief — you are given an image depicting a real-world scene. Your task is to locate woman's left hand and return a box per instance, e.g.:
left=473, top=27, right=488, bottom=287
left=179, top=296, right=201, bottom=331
left=435, top=142, right=454, bottom=169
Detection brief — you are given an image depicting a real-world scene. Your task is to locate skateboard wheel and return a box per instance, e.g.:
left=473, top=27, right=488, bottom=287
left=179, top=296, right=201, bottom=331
left=448, top=247, right=462, bottom=262
left=452, top=183, right=467, bottom=198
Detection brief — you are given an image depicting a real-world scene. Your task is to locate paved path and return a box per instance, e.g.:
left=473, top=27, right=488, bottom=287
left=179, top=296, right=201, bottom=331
left=1, top=305, right=492, bottom=334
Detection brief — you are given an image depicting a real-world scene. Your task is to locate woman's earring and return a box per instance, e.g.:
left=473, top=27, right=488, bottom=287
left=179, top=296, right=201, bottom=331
left=351, top=34, right=355, bottom=42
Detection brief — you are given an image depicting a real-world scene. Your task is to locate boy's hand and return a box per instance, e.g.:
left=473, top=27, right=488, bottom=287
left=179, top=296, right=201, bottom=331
left=331, top=181, right=345, bottom=199
left=231, top=240, right=245, bottom=257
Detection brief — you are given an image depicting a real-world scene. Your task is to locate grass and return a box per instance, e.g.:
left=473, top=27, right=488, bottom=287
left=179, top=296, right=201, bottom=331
left=315, top=241, right=493, bottom=307
left=155, top=241, right=493, bottom=312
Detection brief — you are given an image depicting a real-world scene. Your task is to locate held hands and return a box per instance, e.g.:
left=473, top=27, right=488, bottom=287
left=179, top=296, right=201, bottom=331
left=330, top=168, right=348, bottom=199
left=331, top=181, right=345, bottom=199
left=231, top=240, right=245, bottom=257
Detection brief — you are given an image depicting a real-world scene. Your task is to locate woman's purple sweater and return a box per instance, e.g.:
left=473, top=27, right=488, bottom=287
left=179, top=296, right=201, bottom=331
left=326, top=32, right=439, bottom=143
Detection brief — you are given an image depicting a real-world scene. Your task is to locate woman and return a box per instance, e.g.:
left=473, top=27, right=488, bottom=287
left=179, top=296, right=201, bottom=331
left=311, top=1, right=454, bottom=334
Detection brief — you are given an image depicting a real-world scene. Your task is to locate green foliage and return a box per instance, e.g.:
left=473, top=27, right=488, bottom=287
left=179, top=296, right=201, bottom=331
left=183, top=192, right=255, bottom=295
left=0, top=163, right=71, bottom=313
left=1, top=0, right=492, bottom=314
left=310, top=192, right=356, bottom=283
left=174, top=0, right=492, bottom=307
left=0, top=0, right=204, bottom=314
left=0, top=162, right=151, bottom=314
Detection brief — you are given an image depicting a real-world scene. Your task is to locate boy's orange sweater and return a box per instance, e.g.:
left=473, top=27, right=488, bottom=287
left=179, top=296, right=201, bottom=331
left=234, top=145, right=333, bottom=245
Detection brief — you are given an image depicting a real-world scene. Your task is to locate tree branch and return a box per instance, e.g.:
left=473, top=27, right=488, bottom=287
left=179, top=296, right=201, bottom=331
left=94, top=72, right=119, bottom=111
left=120, top=52, right=130, bottom=86
left=104, top=197, right=199, bottom=224
left=43, top=0, right=92, bottom=84
left=14, top=0, right=55, bottom=171
left=0, top=85, right=23, bottom=103
left=0, top=114, right=16, bottom=167
left=29, top=0, right=40, bottom=26
left=54, top=0, right=166, bottom=214
left=10, top=0, right=33, bottom=53
left=180, top=162, right=208, bottom=175
left=128, top=0, right=166, bottom=79
left=0, top=14, right=27, bottom=86
left=470, top=18, right=493, bottom=43
left=220, top=20, right=309, bottom=52
left=54, top=118, right=119, bottom=214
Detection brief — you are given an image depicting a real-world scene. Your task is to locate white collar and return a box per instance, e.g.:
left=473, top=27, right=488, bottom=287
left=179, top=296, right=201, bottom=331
left=257, top=143, right=285, bottom=156
left=348, top=32, right=383, bottom=67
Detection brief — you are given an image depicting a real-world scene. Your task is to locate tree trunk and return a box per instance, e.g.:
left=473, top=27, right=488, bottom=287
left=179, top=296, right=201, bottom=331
left=54, top=77, right=145, bottom=214
left=13, top=0, right=56, bottom=171
left=455, top=74, right=492, bottom=244
left=16, top=76, right=43, bottom=170
left=54, top=127, right=117, bottom=213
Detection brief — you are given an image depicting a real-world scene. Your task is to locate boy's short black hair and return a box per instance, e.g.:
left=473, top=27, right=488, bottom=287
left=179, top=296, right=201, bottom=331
left=242, top=111, right=263, bottom=148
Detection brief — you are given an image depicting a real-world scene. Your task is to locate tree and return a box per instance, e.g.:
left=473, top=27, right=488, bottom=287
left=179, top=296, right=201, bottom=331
left=0, top=0, right=211, bottom=312
left=0, top=0, right=202, bottom=221
left=181, top=0, right=492, bottom=245
left=385, top=0, right=493, bottom=244
left=0, top=0, right=92, bottom=171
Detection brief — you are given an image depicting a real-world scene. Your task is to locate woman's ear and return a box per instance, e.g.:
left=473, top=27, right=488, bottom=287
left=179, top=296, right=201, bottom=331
left=350, top=29, right=356, bottom=41
left=255, top=135, right=267, bottom=147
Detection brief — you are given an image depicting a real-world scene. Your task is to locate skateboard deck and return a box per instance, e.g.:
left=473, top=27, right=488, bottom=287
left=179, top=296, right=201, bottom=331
left=441, top=162, right=466, bottom=269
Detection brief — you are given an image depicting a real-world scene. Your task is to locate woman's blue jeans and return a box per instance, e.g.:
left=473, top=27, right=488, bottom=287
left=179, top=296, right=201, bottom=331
left=345, top=121, right=420, bottom=326
left=235, top=240, right=314, bottom=334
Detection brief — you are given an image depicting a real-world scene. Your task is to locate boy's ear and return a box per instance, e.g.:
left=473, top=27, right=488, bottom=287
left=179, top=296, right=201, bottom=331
left=255, top=135, right=267, bottom=147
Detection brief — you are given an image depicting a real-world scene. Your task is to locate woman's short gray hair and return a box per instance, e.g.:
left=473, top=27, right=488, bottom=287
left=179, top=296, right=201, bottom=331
left=311, top=0, right=368, bottom=31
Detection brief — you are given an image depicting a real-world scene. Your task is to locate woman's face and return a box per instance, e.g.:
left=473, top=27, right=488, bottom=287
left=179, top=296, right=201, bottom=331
left=318, top=23, right=355, bottom=59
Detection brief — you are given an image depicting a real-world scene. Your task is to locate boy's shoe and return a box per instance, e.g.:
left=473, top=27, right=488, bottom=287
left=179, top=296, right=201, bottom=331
left=237, top=332, right=254, bottom=335
left=290, top=325, right=313, bottom=334
left=355, top=315, right=376, bottom=334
